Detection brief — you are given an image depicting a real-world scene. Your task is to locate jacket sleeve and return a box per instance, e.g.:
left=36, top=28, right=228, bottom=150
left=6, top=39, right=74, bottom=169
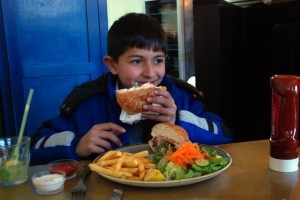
left=175, top=91, right=233, bottom=145
left=30, top=74, right=114, bottom=165
left=177, top=110, right=233, bottom=144
left=30, top=116, right=82, bottom=165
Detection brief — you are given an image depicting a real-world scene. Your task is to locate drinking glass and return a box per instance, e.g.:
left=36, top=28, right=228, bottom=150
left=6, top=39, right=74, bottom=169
left=0, top=136, right=31, bottom=186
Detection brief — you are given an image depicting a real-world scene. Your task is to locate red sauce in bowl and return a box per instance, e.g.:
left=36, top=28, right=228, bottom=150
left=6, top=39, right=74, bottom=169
left=49, top=163, right=77, bottom=177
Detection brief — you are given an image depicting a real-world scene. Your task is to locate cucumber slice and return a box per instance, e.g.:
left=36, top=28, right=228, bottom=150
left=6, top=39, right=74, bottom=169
left=195, top=159, right=209, bottom=167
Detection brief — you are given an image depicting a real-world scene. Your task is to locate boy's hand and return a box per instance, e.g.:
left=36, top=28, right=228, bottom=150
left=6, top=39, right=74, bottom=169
left=75, top=123, right=125, bottom=157
left=142, top=89, right=177, bottom=124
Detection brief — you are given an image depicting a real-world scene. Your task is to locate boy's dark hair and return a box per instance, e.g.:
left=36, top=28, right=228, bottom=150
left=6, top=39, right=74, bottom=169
left=107, top=13, right=168, bottom=62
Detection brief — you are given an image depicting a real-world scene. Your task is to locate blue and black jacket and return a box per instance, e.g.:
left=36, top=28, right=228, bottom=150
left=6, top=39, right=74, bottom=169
left=30, top=73, right=233, bottom=165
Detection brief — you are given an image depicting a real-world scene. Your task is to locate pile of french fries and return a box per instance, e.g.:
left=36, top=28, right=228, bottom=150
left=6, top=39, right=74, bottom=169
left=89, top=150, right=157, bottom=181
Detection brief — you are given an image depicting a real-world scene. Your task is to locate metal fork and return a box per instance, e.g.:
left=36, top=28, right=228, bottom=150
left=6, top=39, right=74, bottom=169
left=70, top=164, right=90, bottom=200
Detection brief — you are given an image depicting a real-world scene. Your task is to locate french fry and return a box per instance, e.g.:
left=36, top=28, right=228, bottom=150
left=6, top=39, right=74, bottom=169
left=89, top=163, right=123, bottom=178
left=139, top=170, right=146, bottom=180
left=138, top=159, right=145, bottom=171
left=98, top=158, right=118, bottom=166
left=115, top=155, right=124, bottom=171
left=123, top=158, right=139, bottom=167
left=124, top=150, right=148, bottom=157
left=119, top=167, right=139, bottom=173
left=90, top=149, right=159, bottom=181
left=110, top=151, right=122, bottom=159
left=144, top=163, right=157, bottom=169
left=137, top=159, right=146, bottom=179
left=121, top=171, right=134, bottom=177
left=133, top=150, right=149, bottom=157
left=139, top=157, right=151, bottom=164
left=99, top=150, right=116, bottom=161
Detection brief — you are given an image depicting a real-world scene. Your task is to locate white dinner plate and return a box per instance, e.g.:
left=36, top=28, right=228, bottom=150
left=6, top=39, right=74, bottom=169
left=93, top=144, right=232, bottom=187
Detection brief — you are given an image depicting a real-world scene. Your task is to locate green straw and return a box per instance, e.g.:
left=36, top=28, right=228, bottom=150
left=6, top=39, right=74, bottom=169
left=11, top=89, right=34, bottom=160
left=17, top=88, right=34, bottom=144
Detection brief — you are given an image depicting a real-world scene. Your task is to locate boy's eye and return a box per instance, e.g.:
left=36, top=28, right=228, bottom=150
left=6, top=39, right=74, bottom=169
left=130, top=59, right=143, bottom=65
left=153, top=58, right=165, bottom=65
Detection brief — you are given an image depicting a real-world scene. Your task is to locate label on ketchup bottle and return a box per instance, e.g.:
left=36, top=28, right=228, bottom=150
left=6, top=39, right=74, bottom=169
left=271, top=89, right=280, bottom=138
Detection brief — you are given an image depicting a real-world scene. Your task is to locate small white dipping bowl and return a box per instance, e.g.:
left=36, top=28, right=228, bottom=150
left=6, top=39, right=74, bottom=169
left=31, top=170, right=66, bottom=195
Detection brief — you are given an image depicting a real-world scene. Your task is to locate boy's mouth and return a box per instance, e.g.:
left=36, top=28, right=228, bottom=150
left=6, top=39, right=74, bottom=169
left=133, top=81, right=156, bottom=86
left=136, top=81, right=156, bottom=86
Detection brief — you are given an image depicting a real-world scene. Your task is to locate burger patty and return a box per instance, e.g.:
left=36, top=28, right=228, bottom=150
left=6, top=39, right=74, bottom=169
left=150, top=136, right=179, bottom=154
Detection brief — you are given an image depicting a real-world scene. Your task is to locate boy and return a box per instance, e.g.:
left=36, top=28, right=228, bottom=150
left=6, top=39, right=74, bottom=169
left=30, top=13, right=232, bottom=165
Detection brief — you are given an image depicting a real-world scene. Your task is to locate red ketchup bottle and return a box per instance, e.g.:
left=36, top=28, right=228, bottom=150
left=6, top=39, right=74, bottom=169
left=269, top=75, right=300, bottom=172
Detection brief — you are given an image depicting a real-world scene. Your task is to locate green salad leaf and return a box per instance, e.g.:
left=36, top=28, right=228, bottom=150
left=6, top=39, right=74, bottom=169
left=152, top=146, right=229, bottom=181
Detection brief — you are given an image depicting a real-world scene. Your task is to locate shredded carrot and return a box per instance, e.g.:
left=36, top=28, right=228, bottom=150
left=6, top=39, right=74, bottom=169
left=167, top=142, right=209, bottom=170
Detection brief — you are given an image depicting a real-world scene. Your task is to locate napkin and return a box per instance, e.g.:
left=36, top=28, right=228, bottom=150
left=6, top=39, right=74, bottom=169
left=119, top=103, right=161, bottom=124
left=119, top=110, right=142, bottom=125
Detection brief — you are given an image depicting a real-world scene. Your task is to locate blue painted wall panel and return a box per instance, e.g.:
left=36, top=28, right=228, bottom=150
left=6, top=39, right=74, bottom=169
left=0, top=0, right=108, bottom=136
left=16, top=0, right=90, bottom=64
left=23, top=75, right=90, bottom=136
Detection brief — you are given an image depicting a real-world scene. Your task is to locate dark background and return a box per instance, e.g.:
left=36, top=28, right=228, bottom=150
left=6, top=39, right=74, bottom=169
left=193, top=0, right=300, bottom=142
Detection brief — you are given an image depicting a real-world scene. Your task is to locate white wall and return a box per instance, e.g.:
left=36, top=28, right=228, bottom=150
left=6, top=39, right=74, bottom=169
left=107, top=0, right=155, bottom=28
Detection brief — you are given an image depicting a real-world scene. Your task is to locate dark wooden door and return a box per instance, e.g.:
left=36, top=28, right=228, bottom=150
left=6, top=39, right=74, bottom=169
left=0, top=0, right=108, bottom=136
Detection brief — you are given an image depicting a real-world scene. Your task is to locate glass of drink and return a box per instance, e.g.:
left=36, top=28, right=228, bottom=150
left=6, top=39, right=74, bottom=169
left=0, top=136, right=31, bottom=186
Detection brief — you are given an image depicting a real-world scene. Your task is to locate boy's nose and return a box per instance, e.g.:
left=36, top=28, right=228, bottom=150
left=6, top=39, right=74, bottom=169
left=142, top=62, right=155, bottom=77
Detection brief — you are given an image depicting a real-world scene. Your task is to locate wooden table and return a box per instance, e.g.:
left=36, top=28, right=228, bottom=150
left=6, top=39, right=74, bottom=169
left=1, top=140, right=300, bottom=200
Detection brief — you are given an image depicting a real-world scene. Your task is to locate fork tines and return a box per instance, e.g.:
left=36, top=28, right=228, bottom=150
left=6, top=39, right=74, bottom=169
left=70, top=179, right=87, bottom=199
left=70, top=164, right=90, bottom=200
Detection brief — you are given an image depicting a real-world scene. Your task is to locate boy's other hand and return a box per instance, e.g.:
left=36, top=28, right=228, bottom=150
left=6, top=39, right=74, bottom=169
left=142, top=89, right=177, bottom=124
left=75, top=123, right=125, bottom=157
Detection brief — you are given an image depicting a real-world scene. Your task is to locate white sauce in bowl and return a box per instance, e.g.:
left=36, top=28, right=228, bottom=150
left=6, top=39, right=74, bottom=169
left=32, top=174, right=65, bottom=194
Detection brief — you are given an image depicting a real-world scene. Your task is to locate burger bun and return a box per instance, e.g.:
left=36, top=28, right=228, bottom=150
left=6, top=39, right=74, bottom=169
left=116, top=83, right=166, bottom=115
left=148, top=123, right=190, bottom=154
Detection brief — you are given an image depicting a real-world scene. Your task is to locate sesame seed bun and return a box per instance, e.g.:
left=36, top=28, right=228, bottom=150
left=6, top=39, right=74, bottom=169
left=116, top=83, right=166, bottom=115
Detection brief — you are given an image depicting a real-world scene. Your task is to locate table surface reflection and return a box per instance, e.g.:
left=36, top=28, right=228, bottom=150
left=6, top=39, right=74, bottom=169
left=1, top=139, right=300, bottom=200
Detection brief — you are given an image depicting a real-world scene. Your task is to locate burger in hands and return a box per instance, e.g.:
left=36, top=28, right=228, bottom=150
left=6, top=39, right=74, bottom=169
left=148, top=123, right=190, bottom=155
left=116, top=83, right=166, bottom=115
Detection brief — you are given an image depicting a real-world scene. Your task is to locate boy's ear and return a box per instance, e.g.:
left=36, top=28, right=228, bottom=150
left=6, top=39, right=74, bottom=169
left=103, top=56, right=118, bottom=75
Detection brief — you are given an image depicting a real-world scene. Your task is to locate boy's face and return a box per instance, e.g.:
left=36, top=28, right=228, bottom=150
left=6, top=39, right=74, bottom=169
left=105, top=47, right=166, bottom=89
